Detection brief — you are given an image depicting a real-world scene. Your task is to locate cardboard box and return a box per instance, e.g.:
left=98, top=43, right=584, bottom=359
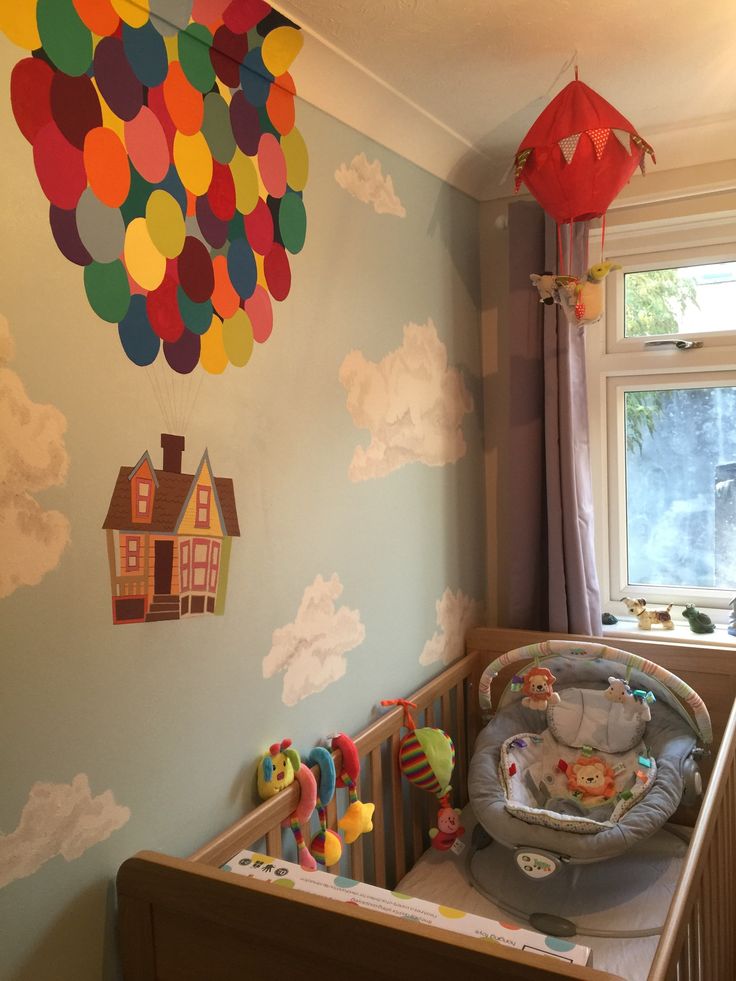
left=224, top=850, right=591, bottom=967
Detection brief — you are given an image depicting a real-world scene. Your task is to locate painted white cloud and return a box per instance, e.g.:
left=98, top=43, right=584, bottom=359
left=0, top=315, right=70, bottom=599
left=340, top=319, right=473, bottom=482
left=419, top=588, right=483, bottom=668
left=0, top=774, right=131, bottom=889
left=263, top=574, right=366, bottom=706
left=335, top=152, right=406, bottom=217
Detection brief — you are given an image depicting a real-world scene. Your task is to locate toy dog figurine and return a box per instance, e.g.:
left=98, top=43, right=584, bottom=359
left=621, top=597, right=674, bottom=630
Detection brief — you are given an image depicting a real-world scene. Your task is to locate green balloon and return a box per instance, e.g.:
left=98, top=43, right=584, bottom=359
left=84, top=261, right=131, bottom=323
left=279, top=192, right=307, bottom=254
left=178, top=23, right=215, bottom=93
left=202, top=93, right=236, bottom=164
left=37, top=0, right=93, bottom=76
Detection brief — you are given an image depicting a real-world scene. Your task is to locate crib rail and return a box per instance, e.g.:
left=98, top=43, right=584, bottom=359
left=649, top=695, right=736, bottom=981
left=188, top=651, right=483, bottom=886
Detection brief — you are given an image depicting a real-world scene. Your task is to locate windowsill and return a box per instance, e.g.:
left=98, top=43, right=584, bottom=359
left=603, top=618, right=736, bottom=648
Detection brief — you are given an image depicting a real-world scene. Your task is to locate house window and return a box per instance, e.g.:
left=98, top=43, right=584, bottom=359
left=191, top=538, right=210, bottom=591
left=209, top=540, right=221, bottom=592
left=586, top=228, right=736, bottom=623
left=134, top=477, right=153, bottom=520
left=125, top=536, right=142, bottom=572
left=180, top=540, right=191, bottom=591
left=195, top=485, right=211, bottom=527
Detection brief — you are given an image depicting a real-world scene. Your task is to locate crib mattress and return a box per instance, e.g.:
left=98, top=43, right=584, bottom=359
left=396, top=807, right=687, bottom=981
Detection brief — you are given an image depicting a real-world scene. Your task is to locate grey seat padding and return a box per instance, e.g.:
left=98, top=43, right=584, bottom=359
left=468, top=659, right=697, bottom=863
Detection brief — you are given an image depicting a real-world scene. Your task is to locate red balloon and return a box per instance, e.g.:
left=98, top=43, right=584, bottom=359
left=513, top=79, right=655, bottom=226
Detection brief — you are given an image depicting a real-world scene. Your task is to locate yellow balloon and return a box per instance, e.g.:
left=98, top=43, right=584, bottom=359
left=173, top=131, right=213, bottom=197
left=124, top=218, right=165, bottom=291
left=229, top=149, right=259, bottom=216
left=254, top=253, right=266, bottom=289
left=222, top=309, right=254, bottom=367
left=260, top=26, right=303, bottom=77
left=281, top=127, right=309, bottom=192
left=92, top=78, right=125, bottom=141
left=200, top=315, right=229, bottom=374
left=111, top=0, right=150, bottom=28
left=0, top=0, right=41, bottom=49
left=146, top=190, right=186, bottom=259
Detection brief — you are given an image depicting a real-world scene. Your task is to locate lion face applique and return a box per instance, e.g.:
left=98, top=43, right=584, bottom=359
left=567, top=757, right=617, bottom=804
left=521, top=667, right=561, bottom=711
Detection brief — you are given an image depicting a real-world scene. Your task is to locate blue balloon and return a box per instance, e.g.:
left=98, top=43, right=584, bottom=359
left=119, top=295, right=160, bottom=366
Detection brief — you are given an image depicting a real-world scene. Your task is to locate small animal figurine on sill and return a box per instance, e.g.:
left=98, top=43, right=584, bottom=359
left=682, top=605, right=715, bottom=634
left=621, top=597, right=674, bottom=630
left=729, top=597, right=736, bottom=637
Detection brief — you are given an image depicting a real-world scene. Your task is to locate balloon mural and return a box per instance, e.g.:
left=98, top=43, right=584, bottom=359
left=2, top=0, right=308, bottom=375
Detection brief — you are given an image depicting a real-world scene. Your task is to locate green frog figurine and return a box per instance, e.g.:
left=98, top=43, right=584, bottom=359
left=682, top=605, right=715, bottom=634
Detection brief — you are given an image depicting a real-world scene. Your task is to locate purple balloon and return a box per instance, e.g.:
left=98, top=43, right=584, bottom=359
left=195, top=195, right=229, bottom=249
left=229, top=90, right=261, bottom=156
left=164, top=329, right=200, bottom=374
left=49, top=204, right=92, bottom=266
left=93, top=37, right=144, bottom=122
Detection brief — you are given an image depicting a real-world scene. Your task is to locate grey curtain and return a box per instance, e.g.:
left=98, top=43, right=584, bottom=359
left=503, top=199, right=601, bottom=635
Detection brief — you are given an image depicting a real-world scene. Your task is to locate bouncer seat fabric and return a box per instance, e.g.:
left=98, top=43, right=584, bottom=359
left=468, top=654, right=699, bottom=863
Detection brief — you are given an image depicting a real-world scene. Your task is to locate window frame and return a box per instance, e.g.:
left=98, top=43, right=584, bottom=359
left=586, top=217, right=736, bottom=623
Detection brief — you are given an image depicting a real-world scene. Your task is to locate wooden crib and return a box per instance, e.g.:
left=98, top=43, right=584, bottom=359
left=117, top=628, right=736, bottom=980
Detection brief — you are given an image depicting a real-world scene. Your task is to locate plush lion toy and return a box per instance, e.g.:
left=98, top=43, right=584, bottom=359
left=567, top=756, right=617, bottom=804
left=521, top=667, right=561, bottom=711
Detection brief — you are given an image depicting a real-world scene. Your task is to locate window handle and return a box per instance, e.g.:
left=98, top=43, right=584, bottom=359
left=644, top=339, right=702, bottom=350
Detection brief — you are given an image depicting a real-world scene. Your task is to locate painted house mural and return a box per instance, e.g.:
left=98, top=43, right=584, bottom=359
left=102, top=434, right=240, bottom=624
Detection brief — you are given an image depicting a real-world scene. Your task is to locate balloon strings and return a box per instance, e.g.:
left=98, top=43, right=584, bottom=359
left=182, top=370, right=205, bottom=435
left=568, top=221, right=573, bottom=278
left=600, top=214, right=607, bottom=262
left=557, top=223, right=564, bottom=276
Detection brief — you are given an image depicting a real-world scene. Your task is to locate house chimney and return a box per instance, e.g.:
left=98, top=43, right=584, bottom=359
left=161, top=433, right=185, bottom=474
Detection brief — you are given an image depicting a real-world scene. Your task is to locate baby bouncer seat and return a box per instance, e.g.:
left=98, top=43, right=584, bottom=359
left=467, top=640, right=710, bottom=938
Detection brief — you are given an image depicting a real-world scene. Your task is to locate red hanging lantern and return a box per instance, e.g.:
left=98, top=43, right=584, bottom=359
left=513, top=73, right=655, bottom=256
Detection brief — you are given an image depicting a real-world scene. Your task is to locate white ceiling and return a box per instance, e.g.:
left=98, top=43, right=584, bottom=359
left=274, top=0, right=736, bottom=198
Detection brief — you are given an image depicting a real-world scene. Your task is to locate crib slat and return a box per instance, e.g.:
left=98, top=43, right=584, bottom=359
left=441, top=691, right=451, bottom=735
left=265, top=828, right=281, bottom=859
left=411, top=787, right=424, bottom=863
left=390, top=732, right=406, bottom=883
left=350, top=773, right=365, bottom=882
left=455, top=683, right=468, bottom=808
left=370, top=746, right=386, bottom=888
left=424, top=704, right=435, bottom=727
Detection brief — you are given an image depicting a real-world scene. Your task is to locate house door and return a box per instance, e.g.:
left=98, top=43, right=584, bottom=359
left=154, top=540, right=174, bottom=594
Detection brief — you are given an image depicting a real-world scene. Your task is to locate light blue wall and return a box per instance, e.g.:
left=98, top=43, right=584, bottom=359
left=0, top=32, right=484, bottom=980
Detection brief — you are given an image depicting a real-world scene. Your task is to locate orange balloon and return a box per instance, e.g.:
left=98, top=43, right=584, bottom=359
left=211, top=255, right=240, bottom=318
left=72, top=0, right=120, bottom=34
left=83, top=127, right=130, bottom=208
left=266, top=74, right=295, bottom=135
left=163, top=62, right=204, bottom=136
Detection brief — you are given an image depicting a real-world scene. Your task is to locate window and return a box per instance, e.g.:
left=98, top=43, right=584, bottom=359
left=586, top=222, right=736, bottom=623
left=209, top=540, right=220, bottom=592
left=124, top=535, right=142, bottom=572
left=180, top=539, right=191, bottom=591
left=191, top=538, right=210, bottom=591
left=134, top=477, right=153, bottom=521
left=195, top=485, right=211, bottom=527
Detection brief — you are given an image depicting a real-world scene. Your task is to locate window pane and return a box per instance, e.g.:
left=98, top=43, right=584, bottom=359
left=624, top=261, right=736, bottom=337
left=624, top=385, right=736, bottom=590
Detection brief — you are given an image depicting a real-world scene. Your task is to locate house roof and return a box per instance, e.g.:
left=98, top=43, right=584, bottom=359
left=102, top=466, right=240, bottom=537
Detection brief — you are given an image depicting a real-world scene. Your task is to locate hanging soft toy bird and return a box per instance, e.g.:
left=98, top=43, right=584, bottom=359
left=381, top=698, right=464, bottom=851
left=530, top=261, right=620, bottom=327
